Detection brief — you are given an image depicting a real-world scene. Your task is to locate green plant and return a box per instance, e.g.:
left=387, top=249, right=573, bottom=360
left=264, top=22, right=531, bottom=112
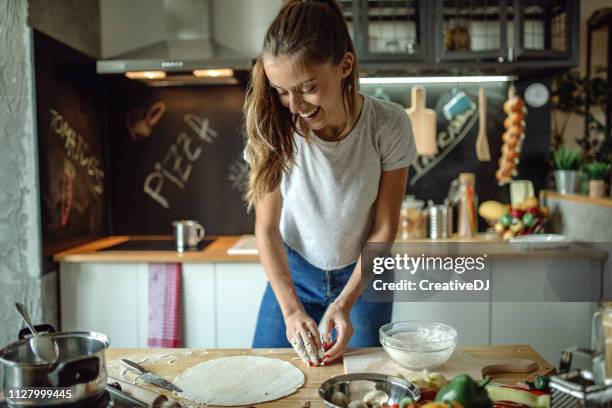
left=583, top=161, right=611, bottom=180
left=553, top=145, right=582, bottom=170
left=551, top=67, right=611, bottom=162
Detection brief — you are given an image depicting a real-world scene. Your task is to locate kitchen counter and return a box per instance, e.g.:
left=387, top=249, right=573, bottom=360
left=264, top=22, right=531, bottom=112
left=54, top=234, right=607, bottom=263
left=53, top=235, right=259, bottom=263
left=541, top=189, right=612, bottom=208
left=106, top=345, right=553, bottom=408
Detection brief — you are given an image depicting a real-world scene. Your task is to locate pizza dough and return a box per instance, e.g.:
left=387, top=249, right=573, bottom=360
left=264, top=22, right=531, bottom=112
left=174, top=356, right=305, bottom=406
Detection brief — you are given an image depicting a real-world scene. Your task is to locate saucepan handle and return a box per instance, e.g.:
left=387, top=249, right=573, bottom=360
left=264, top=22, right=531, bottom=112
left=18, top=324, right=56, bottom=340
left=48, top=356, right=100, bottom=387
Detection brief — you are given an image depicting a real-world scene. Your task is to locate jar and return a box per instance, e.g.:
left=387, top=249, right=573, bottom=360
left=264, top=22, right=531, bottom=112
left=398, top=196, right=427, bottom=240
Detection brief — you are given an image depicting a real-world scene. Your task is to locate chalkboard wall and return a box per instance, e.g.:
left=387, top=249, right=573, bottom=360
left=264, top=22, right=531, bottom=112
left=361, top=80, right=551, bottom=210
left=106, top=78, right=549, bottom=236
left=106, top=78, right=254, bottom=235
left=34, top=30, right=109, bottom=255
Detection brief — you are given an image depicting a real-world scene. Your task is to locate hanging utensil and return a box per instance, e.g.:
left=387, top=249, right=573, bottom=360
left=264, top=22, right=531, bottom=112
left=476, top=87, right=491, bottom=161
left=14, top=302, right=59, bottom=364
left=406, top=86, right=437, bottom=156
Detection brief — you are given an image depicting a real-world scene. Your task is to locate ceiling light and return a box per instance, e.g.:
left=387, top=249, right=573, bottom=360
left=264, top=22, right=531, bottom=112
left=360, top=76, right=516, bottom=84
left=125, top=71, right=167, bottom=80
left=193, top=69, right=234, bottom=78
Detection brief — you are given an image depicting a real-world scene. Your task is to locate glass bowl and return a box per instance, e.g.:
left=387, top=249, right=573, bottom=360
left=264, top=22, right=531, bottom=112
left=380, top=321, right=457, bottom=370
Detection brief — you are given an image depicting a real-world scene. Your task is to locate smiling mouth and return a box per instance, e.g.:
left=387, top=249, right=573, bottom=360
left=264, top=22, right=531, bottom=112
left=298, top=106, right=320, bottom=119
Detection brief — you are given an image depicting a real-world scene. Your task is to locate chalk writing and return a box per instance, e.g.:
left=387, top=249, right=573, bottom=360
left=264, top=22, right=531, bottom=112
left=49, top=109, right=105, bottom=194
left=228, top=158, right=250, bottom=193
left=144, top=115, right=218, bottom=208
left=410, top=103, right=478, bottom=185
left=60, top=160, right=75, bottom=226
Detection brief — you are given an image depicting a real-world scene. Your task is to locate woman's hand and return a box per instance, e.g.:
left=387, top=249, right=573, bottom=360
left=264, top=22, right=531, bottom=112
left=285, top=310, right=324, bottom=366
left=319, top=303, right=354, bottom=363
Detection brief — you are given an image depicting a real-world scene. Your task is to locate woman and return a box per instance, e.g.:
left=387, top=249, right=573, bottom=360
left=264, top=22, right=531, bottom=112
left=244, top=0, right=416, bottom=366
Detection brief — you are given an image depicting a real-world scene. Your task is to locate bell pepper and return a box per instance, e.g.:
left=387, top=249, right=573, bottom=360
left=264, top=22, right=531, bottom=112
left=485, top=386, right=550, bottom=408
left=421, top=402, right=463, bottom=408
left=435, top=375, right=493, bottom=408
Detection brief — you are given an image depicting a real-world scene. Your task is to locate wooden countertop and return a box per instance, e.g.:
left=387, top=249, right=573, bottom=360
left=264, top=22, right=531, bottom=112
left=106, top=345, right=553, bottom=408
left=54, top=234, right=607, bottom=263
left=53, top=236, right=259, bottom=263
left=541, top=189, right=612, bottom=208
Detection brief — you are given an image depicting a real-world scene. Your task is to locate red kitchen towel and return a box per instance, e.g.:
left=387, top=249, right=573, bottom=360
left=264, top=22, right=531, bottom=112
left=148, top=263, right=182, bottom=348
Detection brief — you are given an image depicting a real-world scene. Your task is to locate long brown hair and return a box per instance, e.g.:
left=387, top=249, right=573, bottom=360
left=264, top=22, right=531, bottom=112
left=244, top=0, right=360, bottom=209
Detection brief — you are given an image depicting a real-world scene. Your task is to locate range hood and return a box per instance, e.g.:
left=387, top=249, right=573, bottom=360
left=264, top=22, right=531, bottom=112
left=97, top=0, right=254, bottom=79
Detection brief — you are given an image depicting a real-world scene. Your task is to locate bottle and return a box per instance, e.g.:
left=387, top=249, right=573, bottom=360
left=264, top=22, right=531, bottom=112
left=457, top=173, right=478, bottom=239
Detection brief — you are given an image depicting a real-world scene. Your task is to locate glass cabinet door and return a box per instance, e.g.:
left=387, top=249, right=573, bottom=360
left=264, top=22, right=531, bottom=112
left=435, top=0, right=510, bottom=62
left=354, top=0, right=429, bottom=62
left=339, top=0, right=358, bottom=44
left=513, top=0, right=578, bottom=59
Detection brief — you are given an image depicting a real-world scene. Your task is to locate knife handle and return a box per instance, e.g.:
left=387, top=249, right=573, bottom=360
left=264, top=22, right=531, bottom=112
left=120, top=358, right=148, bottom=375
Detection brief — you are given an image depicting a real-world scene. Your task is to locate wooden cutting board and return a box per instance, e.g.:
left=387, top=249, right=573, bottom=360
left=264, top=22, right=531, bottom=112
left=344, top=347, right=555, bottom=383
left=406, top=86, right=437, bottom=156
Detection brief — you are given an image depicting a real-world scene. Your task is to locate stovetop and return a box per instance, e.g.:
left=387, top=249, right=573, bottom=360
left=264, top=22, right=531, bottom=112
left=99, top=238, right=214, bottom=252
left=1, top=385, right=147, bottom=407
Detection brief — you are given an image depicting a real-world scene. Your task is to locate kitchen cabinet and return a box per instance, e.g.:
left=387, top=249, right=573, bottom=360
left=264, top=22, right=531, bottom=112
left=490, top=257, right=601, bottom=364
left=433, top=0, right=578, bottom=65
left=59, top=262, right=265, bottom=349
left=392, top=302, right=490, bottom=345
left=58, top=240, right=603, bottom=363
left=513, top=0, right=579, bottom=62
left=60, top=262, right=149, bottom=348
left=341, top=0, right=430, bottom=63
left=215, top=263, right=268, bottom=347
left=434, top=0, right=511, bottom=63
left=341, top=0, right=579, bottom=68
left=181, top=264, right=217, bottom=348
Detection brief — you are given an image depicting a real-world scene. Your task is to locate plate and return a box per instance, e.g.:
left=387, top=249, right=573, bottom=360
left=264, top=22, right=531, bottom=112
left=509, top=234, right=569, bottom=250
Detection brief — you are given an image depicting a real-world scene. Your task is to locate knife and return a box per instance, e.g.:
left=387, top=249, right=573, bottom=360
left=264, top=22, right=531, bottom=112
left=120, top=358, right=183, bottom=393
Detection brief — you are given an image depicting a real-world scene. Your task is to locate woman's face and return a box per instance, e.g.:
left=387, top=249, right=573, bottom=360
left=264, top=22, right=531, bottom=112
left=262, top=53, right=354, bottom=135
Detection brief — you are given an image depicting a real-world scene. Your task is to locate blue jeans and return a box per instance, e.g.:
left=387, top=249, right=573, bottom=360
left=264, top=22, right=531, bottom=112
left=252, top=244, right=392, bottom=347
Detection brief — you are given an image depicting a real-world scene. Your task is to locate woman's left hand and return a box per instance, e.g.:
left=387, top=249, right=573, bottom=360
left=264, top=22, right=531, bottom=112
left=319, top=302, right=353, bottom=363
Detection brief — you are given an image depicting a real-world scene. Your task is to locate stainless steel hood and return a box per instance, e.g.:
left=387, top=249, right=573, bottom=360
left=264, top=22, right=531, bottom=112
left=97, top=0, right=254, bottom=75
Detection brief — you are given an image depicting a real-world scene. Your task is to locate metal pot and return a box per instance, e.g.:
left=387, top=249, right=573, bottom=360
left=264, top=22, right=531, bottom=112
left=0, top=325, right=110, bottom=406
left=554, top=170, right=580, bottom=194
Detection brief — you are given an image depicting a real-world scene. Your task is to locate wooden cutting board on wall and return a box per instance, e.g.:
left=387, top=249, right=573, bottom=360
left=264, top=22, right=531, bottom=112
left=344, top=347, right=555, bottom=383
left=406, top=86, right=437, bottom=156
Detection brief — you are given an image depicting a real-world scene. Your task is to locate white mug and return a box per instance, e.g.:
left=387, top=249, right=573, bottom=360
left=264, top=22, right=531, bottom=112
left=172, top=220, right=205, bottom=252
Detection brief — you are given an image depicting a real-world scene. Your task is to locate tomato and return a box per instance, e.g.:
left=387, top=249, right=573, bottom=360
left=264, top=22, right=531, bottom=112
left=419, top=387, right=438, bottom=401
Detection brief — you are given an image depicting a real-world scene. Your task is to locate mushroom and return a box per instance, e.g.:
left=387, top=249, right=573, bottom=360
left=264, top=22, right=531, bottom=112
left=363, top=390, right=389, bottom=407
left=330, top=391, right=348, bottom=407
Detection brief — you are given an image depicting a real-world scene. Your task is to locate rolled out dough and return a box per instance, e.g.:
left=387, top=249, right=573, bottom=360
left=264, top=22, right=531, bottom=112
left=174, top=356, right=305, bottom=406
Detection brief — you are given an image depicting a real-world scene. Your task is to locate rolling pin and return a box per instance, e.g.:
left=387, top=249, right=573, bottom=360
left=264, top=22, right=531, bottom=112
left=109, top=376, right=181, bottom=407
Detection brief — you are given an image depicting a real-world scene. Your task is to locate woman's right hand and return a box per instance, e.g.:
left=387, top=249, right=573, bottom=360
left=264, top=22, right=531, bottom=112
left=285, top=310, right=324, bottom=366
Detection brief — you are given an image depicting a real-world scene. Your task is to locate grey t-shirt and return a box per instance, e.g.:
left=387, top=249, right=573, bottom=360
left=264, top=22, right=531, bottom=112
left=279, top=94, right=417, bottom=270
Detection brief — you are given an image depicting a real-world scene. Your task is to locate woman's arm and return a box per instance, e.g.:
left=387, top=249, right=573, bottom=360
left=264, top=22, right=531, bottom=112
left=255, top=188, right=323, bottom=364
left=322, top=167, right=409, bottom=362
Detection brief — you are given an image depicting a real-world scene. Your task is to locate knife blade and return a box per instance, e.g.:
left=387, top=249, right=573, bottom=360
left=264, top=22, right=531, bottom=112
left=120, top=358, right=183, bottom=393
